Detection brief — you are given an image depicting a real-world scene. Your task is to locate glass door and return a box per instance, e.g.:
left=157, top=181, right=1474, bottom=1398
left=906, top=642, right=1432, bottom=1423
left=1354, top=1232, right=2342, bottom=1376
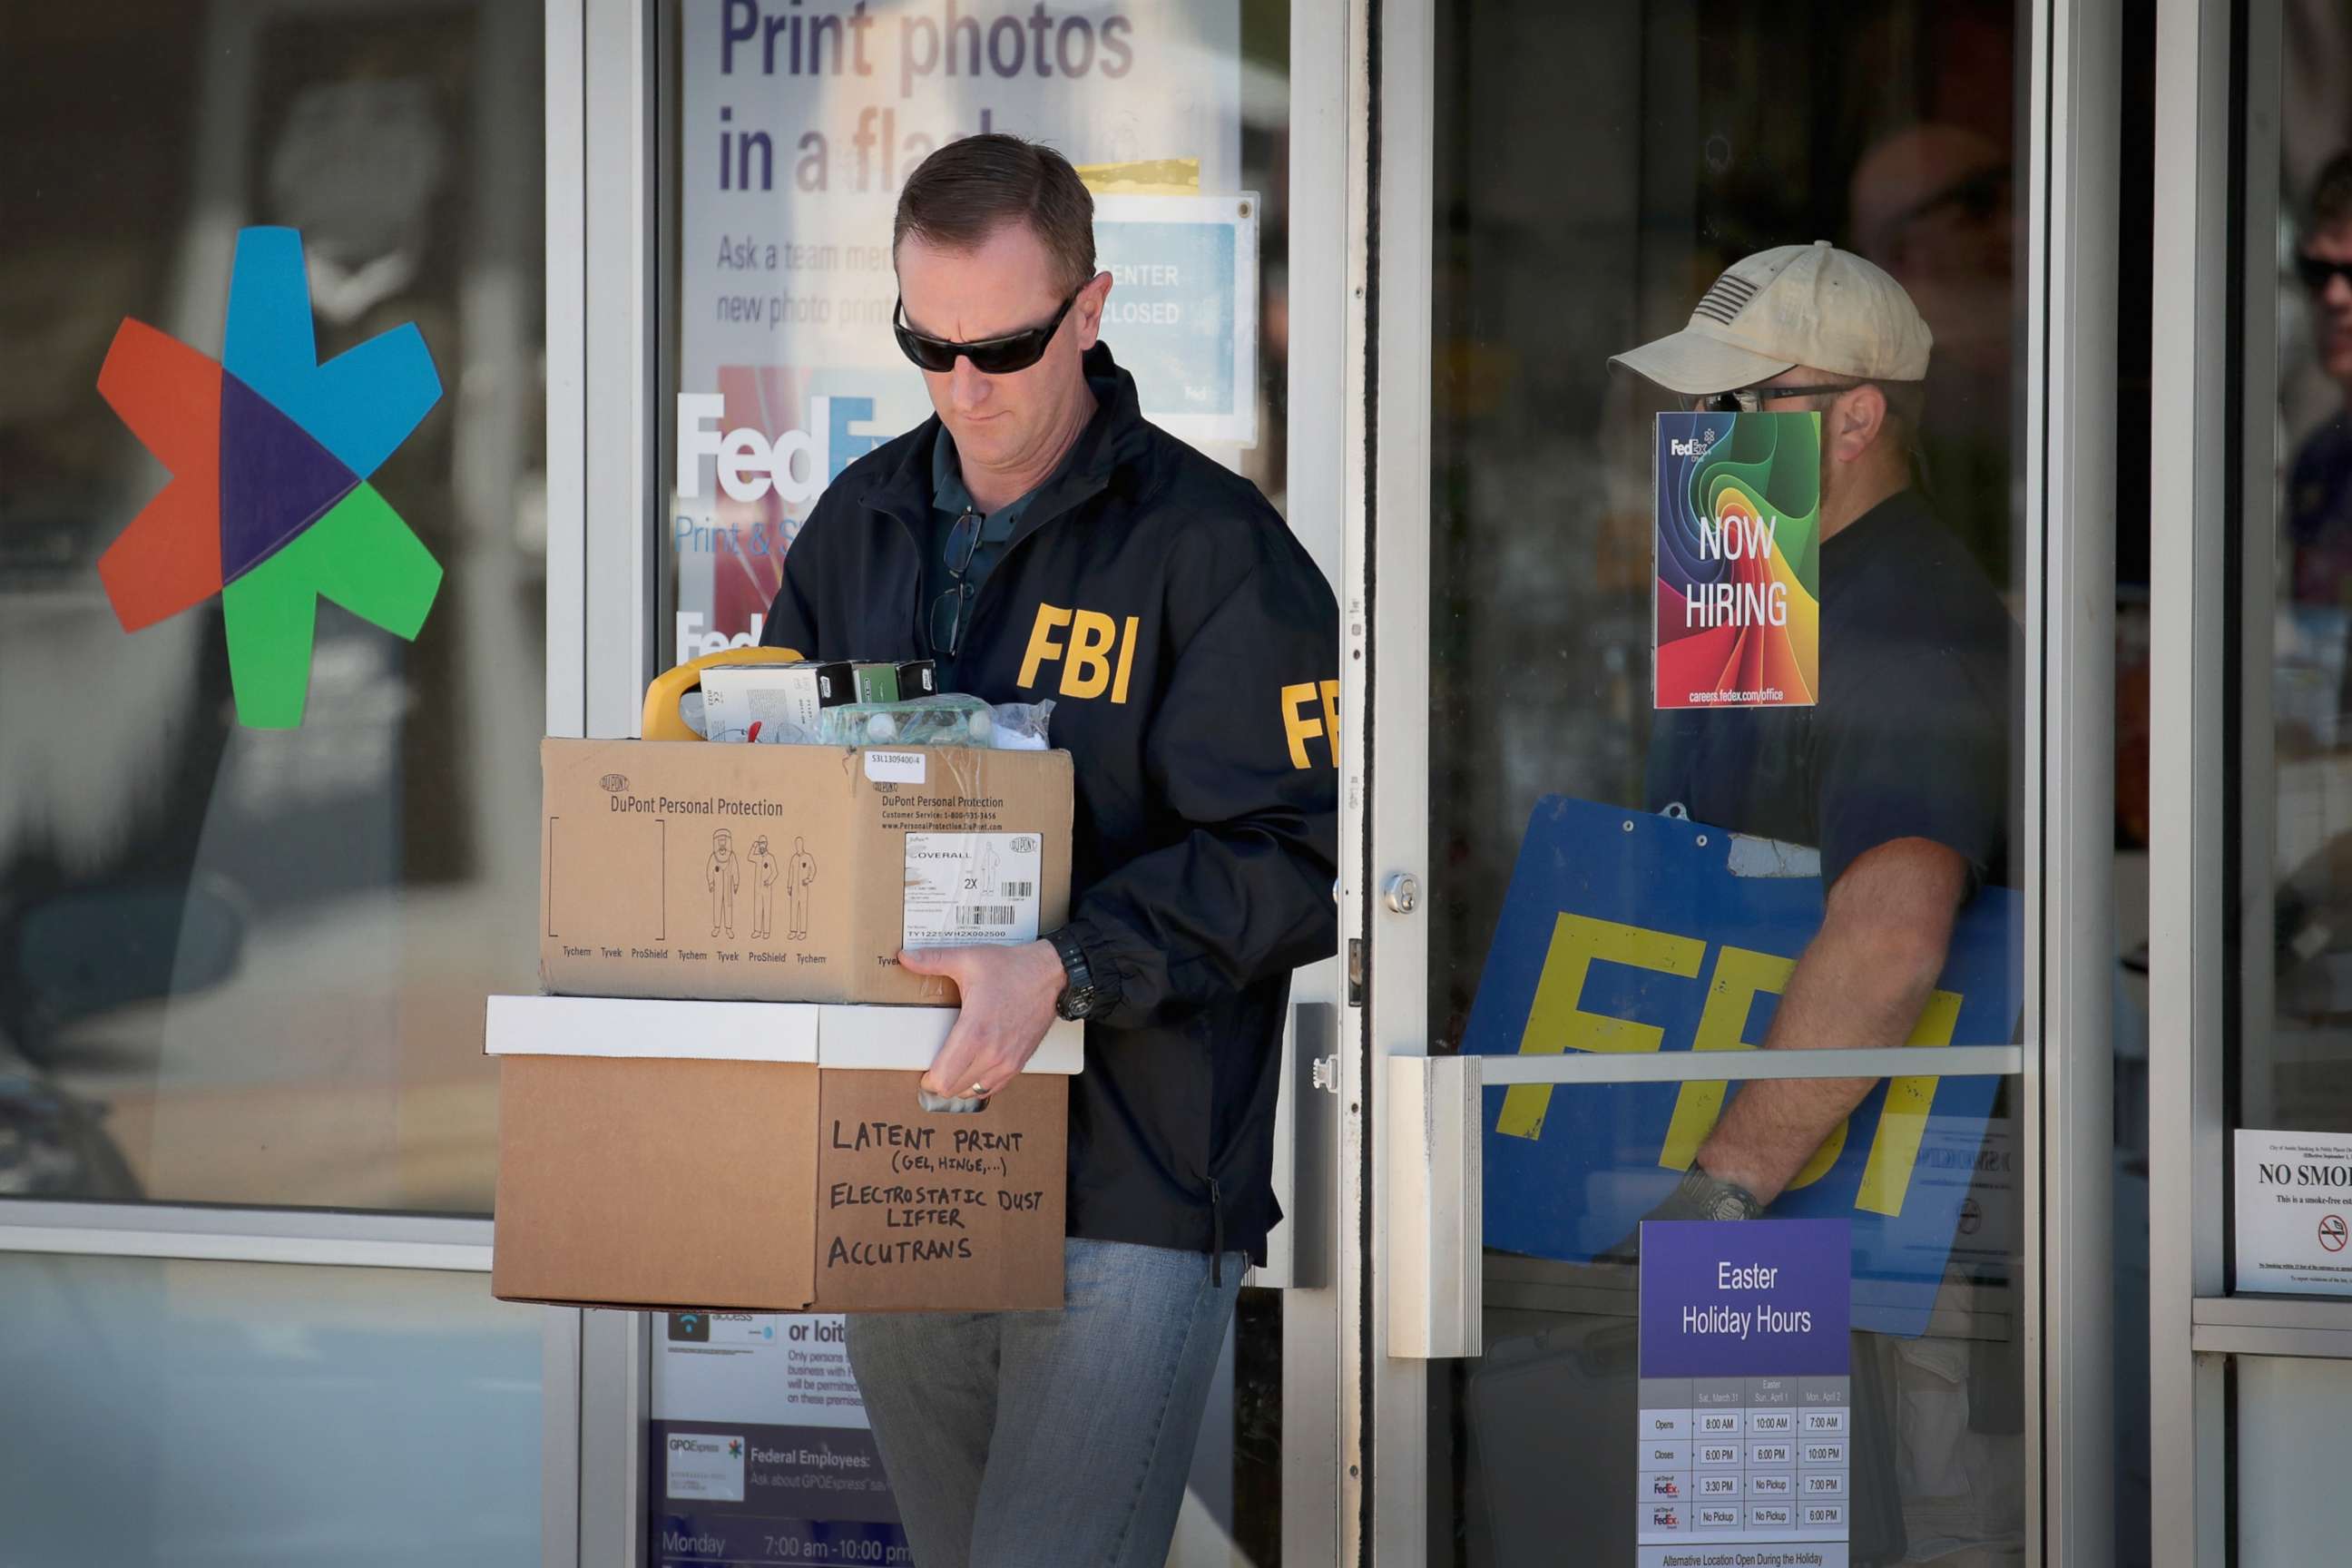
left=2150, top=3, right=2352, bottom=1562
left=562, top=0, right=1353, bottom=1561
left=1355, top=0, right=2119, bottom=1562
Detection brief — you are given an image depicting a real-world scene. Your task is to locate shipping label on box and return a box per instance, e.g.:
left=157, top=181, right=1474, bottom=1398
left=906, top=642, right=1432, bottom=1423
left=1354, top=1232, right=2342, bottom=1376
left=902, top=832, right=1044, bottom=948
left=538, top=739, right=1072, bottom=1006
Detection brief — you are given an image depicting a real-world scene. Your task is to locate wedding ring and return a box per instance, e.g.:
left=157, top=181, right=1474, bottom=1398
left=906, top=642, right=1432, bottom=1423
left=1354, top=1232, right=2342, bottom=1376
left=969, top=1082, right=988, bottom=1097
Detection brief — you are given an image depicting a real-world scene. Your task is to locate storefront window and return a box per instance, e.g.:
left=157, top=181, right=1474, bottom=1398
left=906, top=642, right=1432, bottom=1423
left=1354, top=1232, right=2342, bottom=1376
left=0, top=1253, right=541, bottom=1562
left=0, top=2, right=546, bottom=1211
left=1428, top=1, right=2026, bottom=1560
left=656, top=0, right=1304, bottom=662
left=2233, top=1355, right=2352, bottom=1563
left=2232, top=1, right=2352, bottom=1298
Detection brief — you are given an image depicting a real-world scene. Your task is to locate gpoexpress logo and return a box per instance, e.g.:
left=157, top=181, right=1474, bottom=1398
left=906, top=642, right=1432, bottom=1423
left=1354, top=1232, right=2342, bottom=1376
left=96, top=226, right=444, bottom=729
left=665, top=1431, right=747, bottom=1503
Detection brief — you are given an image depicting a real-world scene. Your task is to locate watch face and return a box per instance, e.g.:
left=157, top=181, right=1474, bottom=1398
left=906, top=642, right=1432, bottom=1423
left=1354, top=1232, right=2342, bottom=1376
left=1702, top=1185, right=1756, bottom=1222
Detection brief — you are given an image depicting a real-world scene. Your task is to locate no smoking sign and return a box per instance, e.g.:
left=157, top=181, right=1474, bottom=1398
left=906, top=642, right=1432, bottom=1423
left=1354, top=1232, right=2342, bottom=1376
left=2319, top=1213, right=2347, bottom=1253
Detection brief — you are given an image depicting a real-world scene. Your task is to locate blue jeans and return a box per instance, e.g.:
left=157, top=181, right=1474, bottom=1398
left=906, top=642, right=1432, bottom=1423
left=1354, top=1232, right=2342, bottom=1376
left=845, top=1238, right=1245, bottom=1568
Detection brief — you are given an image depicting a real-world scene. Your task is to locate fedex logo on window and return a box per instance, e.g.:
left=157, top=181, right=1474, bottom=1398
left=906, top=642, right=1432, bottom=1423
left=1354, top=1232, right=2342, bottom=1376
left=674, top=390, right=884, bottom=504
left=94, top=226, right=443, bottom=729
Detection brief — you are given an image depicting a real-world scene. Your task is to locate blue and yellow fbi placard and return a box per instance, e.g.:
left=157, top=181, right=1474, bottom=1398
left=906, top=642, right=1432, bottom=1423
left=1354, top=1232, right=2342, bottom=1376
left=1460, top=798, right=2021, bottom=1337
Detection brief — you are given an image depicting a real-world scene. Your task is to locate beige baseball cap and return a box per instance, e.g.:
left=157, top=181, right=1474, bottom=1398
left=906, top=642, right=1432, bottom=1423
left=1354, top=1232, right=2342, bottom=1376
left=1610, top=240, right=1933, bottom=395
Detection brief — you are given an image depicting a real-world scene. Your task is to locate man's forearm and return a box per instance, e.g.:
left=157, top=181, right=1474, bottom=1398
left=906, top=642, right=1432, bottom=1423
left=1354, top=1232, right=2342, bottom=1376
left=1693, top=838, right=1965, bottom=1206
left=1690, top=933, right=1931, bottom=1204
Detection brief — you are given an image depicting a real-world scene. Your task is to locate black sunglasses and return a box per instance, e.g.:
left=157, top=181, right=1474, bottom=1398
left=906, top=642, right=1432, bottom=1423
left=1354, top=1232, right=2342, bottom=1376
left=1684, top=382, right=1860, bottom=414
left=895, top=292, right=1081, bottom=376
left=928, top=506, right=985, bottom=659
left=2297, top=253, right=2352, bottom=294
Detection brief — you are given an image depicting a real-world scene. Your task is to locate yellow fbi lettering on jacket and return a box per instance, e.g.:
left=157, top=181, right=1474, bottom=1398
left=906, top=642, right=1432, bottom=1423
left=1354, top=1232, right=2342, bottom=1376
left=1280, top=681, right=1341, bottom=769
left=1016, top=603, right=1339, bottom=769
left=1019, top=603, right=1142, bottom=702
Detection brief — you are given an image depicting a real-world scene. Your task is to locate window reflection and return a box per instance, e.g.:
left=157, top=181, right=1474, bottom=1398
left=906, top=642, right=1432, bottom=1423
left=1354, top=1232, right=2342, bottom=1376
left=0, top=1253, right=541, bottom=1563
left=2253, top=4, right=2352, bottom=1139
left=0, top=2, right=545, bottom=1211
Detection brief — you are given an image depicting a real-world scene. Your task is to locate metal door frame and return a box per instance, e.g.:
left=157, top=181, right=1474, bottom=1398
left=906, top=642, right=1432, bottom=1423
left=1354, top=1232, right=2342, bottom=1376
left=1348, top=1, right=2122, bottom=1563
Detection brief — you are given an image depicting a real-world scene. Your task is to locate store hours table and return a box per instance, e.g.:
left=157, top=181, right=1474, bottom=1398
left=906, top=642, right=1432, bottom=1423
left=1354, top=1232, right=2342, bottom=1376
left=1637, top=1375, right=1849, bottom=1543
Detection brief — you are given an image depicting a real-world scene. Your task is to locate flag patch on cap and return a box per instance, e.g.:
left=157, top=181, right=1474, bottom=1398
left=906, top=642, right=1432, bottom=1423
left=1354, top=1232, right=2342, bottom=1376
left=1690, top=271, right=1757, bottom=326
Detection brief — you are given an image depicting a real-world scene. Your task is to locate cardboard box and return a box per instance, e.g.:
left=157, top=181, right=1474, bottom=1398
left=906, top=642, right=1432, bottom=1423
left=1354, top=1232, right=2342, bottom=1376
left=538, top=738, right=1072, bottom=1005
left=488, top=995, right=1079, bottom=1312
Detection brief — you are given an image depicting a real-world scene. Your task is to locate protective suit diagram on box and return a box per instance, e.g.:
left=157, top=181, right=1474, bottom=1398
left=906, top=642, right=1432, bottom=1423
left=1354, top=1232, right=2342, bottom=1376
left=748, top=835, right=779, bottom=938
left=789, top=836, right=818, bottom=940
left=707, top=828, right=740, bottom=938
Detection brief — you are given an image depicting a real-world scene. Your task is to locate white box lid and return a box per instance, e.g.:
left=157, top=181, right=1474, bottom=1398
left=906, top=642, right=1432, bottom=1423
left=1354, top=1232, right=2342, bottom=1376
left=485, top=995, right=1083, bottom=1074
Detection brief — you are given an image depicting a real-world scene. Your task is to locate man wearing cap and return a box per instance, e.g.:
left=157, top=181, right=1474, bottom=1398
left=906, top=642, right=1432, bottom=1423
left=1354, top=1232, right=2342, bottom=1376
left=1612, top=239, right=2013, bottom=1231
left=1610, top=242, right=2016, bottom=1561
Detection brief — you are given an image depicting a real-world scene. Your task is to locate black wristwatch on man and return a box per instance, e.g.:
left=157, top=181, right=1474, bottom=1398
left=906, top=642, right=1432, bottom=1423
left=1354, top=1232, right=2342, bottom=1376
left=1045, top=926, right=1118, bottom=1022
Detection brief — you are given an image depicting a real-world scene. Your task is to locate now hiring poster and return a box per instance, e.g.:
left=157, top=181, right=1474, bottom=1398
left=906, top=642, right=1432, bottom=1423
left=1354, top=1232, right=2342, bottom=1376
left=1654, top=412, right=1823, bottom=710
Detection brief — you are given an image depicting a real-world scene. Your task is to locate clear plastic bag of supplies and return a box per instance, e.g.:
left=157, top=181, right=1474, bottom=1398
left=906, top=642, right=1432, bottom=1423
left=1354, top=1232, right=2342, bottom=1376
left=815, top=695, right=1055, bottom=750
left=985, top=701, right=1055, bottom=750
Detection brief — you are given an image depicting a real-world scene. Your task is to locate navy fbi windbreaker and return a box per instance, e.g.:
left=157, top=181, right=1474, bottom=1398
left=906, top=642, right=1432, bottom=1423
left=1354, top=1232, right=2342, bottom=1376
left=761, top=344, right=1340, bottom=1266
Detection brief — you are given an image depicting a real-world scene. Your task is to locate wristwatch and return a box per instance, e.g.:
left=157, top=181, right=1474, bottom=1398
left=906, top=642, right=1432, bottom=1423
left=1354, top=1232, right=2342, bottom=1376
left=1656, top=1165, right=1766, bottom=1222
left=1046, top=926, right=1115, bottom=1021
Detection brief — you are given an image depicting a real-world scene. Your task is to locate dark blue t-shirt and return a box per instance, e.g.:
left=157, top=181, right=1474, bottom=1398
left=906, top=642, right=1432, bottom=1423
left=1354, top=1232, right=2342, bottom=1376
left=1643, top=488, right=2015, bottom=892
left=2290, top=414, right=2352, bottom=606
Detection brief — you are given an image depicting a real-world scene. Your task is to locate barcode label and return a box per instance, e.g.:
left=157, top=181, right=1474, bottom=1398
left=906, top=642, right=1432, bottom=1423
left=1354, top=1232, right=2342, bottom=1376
left=903, top=833, right=1044, bottom=949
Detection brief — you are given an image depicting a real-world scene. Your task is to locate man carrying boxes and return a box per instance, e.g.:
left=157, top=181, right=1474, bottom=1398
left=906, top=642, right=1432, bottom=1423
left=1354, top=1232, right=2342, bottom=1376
left=758, top=133, right=1340, bottom=1568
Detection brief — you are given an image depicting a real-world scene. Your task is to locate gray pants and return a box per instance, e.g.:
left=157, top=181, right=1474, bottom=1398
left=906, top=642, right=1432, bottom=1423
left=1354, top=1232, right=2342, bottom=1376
left=846, top=1237, right=1244, bottom=1568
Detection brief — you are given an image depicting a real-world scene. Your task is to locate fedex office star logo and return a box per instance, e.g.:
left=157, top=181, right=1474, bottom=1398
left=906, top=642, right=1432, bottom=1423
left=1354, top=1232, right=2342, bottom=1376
left=96, top=226, right=443, bottom=729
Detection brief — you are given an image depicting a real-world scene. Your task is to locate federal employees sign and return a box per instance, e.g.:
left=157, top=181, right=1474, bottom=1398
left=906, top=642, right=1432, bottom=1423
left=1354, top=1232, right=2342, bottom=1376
left=2236, top=1129, right=2352, bottom=1296
left=650, top=1311, right=909, bottom=1565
